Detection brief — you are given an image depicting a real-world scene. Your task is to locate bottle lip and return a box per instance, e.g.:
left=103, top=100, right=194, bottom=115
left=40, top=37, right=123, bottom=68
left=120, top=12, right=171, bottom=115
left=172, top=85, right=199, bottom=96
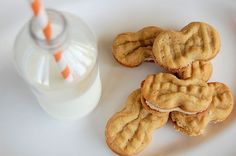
left=29, top=9, right=68, bottom=52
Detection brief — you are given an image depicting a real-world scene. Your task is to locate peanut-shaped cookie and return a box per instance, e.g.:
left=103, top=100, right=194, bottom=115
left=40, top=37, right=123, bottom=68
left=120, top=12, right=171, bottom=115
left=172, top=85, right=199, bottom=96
left=171, top=82, right=233, bottom=136
left=141, top=73, right=213, bottom=114
left=153, top=22, right=220, bottom=72
left=176, top=61, right=213, bottom=81
left=112, top=26, right=163, bottom=67
left=105, top=89, right=168, bottom=156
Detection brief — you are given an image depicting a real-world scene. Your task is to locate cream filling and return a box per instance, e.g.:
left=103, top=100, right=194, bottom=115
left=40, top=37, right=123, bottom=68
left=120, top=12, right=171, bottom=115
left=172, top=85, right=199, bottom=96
left=145, top=100, right=198, bottom=115
left=144, top=57, right=154, bottom=61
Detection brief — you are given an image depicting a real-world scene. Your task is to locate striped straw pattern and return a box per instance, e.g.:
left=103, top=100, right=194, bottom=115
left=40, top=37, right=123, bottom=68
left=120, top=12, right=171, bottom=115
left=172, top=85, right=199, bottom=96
left=30, top=0, right=73, bottom=82
left=54, top=51, right=74, bottom=81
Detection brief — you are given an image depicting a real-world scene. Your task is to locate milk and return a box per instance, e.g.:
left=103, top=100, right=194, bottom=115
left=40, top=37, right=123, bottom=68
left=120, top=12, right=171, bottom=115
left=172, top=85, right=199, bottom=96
left=36, top=70, right=102, bottom=120
left=14, top=10, right=102, bottom=120
left=25, top=39, right=102, bottom=120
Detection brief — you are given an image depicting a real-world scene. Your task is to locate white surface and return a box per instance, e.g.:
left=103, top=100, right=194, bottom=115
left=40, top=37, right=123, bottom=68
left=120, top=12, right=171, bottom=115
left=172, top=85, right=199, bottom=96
left=0, top=0, right=236, bottom=155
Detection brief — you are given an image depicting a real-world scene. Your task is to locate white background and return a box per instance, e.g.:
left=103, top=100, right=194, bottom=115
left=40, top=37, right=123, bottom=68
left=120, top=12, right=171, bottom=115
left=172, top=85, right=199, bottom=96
left=0, top=0, right=236, bottom=155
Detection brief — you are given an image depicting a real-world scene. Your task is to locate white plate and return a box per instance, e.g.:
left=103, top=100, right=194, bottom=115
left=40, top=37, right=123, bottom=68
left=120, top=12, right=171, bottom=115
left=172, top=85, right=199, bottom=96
left=0, top=0, right=236, bottom=155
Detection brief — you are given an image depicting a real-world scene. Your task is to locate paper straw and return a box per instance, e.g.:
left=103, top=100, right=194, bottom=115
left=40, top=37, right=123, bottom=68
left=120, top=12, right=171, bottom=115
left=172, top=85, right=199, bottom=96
left=29, top=0, right=73, bottom=82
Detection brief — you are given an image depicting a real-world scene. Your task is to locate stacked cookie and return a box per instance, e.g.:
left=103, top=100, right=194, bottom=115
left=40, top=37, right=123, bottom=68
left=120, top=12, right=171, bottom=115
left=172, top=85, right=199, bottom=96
left=106, top=22, right=234, bottom=156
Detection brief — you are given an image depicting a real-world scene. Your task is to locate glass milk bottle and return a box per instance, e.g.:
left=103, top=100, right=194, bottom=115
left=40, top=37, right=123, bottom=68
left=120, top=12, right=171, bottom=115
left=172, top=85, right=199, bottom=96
left=13, top=9, right=102, bottom=120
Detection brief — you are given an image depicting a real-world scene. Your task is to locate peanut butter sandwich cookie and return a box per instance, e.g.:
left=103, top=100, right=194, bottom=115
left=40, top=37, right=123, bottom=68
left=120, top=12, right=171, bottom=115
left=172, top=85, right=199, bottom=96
left=112, top=26, right=163, bottom=67
left=171, top=82, right=233, bottom=136
left=105, top=89, right=168, bottom=156
left=141, top=73, right=213, bottom=114
left=153, top=22, right=220, bottom=72
left=176, top=61, right=213, bottom=81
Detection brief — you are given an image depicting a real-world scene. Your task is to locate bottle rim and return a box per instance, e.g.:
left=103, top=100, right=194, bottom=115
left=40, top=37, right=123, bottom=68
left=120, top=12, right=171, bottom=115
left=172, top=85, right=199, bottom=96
left=29, top=9, right=68, bottom=52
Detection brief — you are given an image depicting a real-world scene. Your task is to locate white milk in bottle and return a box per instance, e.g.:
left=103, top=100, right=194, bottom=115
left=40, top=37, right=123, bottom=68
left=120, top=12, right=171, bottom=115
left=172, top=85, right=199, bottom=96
left=13, top=10, right=102, bottom=120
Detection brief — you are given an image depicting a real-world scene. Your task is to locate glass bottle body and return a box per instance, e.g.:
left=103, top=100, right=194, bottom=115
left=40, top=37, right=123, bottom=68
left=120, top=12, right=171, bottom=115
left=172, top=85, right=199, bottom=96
left=14, top=10, right=102, bottom=120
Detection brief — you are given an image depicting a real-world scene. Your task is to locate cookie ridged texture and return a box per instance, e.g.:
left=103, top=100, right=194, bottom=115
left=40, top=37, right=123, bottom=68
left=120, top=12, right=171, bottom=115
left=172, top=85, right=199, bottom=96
left=176, top=61, right=213, bottom=81
left=209, top=82, right=233, bottom=122
left=105, top=89, right=169, bottom=156
left=170, top=82, right=233, bottom=136
left=171, top=109, right=211, bottom=136
left=112, top=26, right=163, bottom=67
left=141, top=73, right=213, bottom=113
left=153, top=22, right=220, bottom=72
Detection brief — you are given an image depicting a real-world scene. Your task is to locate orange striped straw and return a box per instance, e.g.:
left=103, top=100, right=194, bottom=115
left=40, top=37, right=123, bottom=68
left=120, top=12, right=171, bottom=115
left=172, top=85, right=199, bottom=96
left=29, top=0, right=73, bottom=82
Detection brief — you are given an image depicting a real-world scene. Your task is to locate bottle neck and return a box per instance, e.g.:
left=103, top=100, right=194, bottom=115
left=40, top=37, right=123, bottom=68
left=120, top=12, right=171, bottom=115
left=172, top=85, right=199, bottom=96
left=29, top=9, right=68, bottom=53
